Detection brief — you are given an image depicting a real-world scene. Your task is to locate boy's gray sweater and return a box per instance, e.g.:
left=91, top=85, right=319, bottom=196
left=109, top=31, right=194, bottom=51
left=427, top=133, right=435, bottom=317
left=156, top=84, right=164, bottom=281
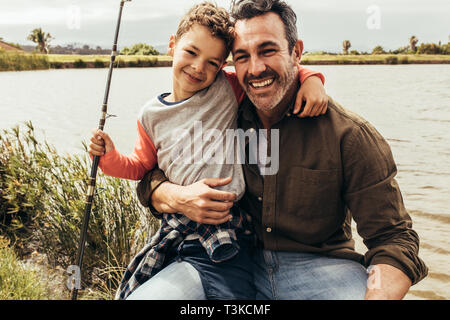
left=138, top=71, right=245, bottom=200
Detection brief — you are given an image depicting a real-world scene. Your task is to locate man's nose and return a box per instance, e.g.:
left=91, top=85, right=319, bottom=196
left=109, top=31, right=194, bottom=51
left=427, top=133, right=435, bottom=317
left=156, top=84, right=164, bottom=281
left=248, top=57, right=266, bottom=77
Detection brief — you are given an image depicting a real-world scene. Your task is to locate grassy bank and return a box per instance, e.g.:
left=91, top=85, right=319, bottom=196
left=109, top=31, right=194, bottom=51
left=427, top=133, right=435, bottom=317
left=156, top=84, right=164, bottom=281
left=0, top=122, right=159, bottom=299
left=0, top=51, right=49, bottom=71
left=301, top=53, right=450, bottom=65
left=1, top=51, right=450, bottom=71
left=0, top=52, right=172, bottom=71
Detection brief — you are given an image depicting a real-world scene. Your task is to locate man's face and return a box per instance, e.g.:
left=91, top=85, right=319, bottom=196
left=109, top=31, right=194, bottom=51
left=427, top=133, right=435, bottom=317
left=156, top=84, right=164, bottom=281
left=232, top=12, right=300, bottom=112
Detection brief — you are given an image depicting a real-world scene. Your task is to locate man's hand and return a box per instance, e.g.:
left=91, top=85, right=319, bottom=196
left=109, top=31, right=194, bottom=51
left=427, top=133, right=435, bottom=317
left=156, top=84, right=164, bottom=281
left=365, top=264, right=412, bottom=300
left=152, top=177, right=237, bottom=225
left=293, top=76, right=328, bottom=117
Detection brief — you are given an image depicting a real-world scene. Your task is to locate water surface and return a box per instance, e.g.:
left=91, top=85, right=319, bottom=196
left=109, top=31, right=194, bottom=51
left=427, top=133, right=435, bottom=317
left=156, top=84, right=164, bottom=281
left=1, top=65, right=449, bottom=299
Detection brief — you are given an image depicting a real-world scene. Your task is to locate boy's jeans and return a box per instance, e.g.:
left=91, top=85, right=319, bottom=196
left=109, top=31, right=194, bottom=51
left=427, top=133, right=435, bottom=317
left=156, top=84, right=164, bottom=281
left=126, top=260, right=207, bottom=300
left=126, top=249, right=368, bottom=300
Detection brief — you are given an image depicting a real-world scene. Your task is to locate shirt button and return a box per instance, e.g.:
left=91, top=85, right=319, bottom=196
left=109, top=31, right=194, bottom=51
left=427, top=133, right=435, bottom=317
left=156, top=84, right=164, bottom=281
left=249, top=128, right=255, bottom=133
left=286, top=113, right=291, bottom=117
left=257, top=196, right=262, bottom=201
left=266, top=227, right=272, bottom=233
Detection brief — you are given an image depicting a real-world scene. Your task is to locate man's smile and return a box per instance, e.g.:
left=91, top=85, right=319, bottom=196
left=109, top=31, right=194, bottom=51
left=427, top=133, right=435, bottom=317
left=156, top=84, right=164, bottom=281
left=249, top=77, right=275, bottom=89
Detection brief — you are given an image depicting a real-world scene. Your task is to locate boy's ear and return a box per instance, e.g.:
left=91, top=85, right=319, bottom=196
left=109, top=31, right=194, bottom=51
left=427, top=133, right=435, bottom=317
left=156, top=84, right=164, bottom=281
left=293, top=40, right=304, bottom=64
left=168, top=34, right=176, bottom=57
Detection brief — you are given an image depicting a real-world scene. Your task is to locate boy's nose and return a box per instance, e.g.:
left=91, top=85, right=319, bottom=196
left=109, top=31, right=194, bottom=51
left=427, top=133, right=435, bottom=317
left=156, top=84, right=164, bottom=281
left=192, top=60, right=206, bottom=74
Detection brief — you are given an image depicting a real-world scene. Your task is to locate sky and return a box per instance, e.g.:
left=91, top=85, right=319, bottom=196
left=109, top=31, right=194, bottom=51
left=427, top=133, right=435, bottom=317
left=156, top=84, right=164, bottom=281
left=0, top=0, right=449, bottom=53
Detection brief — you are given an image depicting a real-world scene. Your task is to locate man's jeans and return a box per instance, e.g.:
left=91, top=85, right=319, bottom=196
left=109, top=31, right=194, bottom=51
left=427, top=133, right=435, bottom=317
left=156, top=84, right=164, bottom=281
left=126, top=249, right=368, bottom=300
left=252, top=249, right=368, bottom=300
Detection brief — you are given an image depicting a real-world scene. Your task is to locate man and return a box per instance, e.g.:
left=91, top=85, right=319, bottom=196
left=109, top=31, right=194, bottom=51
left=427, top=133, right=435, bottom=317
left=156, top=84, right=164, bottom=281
left=137, top=0, right=428, bottom=299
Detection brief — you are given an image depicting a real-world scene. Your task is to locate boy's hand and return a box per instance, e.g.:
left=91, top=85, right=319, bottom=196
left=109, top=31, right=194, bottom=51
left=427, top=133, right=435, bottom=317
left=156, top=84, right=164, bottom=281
left=88, top=129, right=115, bottom=157
left=294, top=76, right=328, bottom=118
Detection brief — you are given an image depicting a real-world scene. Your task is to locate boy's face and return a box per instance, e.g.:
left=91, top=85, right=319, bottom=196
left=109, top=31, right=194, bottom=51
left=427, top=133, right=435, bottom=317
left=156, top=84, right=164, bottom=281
left=169, top=24, right=227, bottom=101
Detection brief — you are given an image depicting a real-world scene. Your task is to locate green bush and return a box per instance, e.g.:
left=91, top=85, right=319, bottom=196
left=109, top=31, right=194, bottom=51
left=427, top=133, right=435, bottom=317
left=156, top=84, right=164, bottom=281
left=371, top=45, right=386, bottom=55
left=400, top=57, right=409, bottom=64
left=416, top=43, right=448, bottom=54
left=94, top=59, right=105, bottom=68
left=73, top=59, right=87, bottom=68
left=121, top=43, right=160, bottom=56
left=385, top=56, right=398, bottom=64
left=0, top=237, right=47, bottom=299
left=50, top=61, right=64, bottom=69
left=0, top=122, right=159, bottom=298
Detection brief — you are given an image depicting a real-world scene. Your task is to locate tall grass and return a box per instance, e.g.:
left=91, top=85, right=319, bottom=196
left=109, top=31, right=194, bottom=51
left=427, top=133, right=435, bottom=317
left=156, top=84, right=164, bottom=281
left=0, top=237, right=48, bottom=299
left=0, top=122, right=159, bottom=299
left=0, top=51, right=49, bottom=71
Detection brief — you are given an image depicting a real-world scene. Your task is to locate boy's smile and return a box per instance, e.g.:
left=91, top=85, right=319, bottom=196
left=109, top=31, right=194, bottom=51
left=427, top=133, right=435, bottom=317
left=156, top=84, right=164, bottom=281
left=167, top=24, right=227, bottom=102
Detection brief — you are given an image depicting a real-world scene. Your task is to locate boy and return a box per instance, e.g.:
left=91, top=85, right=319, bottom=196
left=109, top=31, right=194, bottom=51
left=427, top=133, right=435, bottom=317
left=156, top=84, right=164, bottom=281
left=88, top=2, right=326, bottom=300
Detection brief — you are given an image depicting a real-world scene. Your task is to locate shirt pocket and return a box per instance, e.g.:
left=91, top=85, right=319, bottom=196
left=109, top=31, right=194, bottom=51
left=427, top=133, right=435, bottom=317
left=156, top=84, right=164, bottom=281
left=284, top=166, right=340, bottom=221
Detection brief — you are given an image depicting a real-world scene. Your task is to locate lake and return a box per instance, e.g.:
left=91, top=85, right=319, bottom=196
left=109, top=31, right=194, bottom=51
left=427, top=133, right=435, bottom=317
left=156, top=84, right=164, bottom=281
left=0, top=65, right=449, bottom=299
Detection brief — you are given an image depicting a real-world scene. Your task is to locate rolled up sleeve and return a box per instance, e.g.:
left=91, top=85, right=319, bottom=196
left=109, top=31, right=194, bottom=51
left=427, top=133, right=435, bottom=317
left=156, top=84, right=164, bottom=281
left=136, top=166, right=168, bottom=219
left=343, top=121, right=428, bottom=285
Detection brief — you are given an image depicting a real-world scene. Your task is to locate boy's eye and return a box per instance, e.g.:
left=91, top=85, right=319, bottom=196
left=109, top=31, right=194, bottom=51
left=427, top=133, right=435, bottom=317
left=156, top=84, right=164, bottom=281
left=186, top=50, right=196, bottom=56
left=209, top=61, right=219, bottom=68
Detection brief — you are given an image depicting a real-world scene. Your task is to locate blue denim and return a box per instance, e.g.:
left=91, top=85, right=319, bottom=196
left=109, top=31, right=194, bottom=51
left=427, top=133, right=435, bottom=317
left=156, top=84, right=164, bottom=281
left=179, top=237, right=256, bottom=300
left=126, top=260, right=206, bottom=300
left=252, top=249, right=368, bottom=300
left=125, top=236, right=256, bottom=300
left=126, top=247, right=368, bottom=300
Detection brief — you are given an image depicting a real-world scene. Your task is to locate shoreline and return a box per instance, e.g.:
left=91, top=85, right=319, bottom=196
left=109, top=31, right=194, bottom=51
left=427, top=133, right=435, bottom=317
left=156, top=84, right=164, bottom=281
left=1, top=53, right=450, bottom=71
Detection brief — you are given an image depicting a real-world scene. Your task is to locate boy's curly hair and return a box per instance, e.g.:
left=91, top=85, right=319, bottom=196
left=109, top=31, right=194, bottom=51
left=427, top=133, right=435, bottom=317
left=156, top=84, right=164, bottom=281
left=176, top=2, right=235, bottom=59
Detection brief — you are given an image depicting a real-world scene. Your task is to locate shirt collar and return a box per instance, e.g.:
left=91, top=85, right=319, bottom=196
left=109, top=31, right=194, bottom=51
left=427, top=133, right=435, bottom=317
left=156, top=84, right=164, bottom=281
left=240, top=95, right=297, bottom=127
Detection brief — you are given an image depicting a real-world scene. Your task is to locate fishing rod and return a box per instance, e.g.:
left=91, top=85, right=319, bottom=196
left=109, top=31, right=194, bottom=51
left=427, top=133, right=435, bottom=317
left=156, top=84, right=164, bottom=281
left=71, top=0, right=132, bottom=300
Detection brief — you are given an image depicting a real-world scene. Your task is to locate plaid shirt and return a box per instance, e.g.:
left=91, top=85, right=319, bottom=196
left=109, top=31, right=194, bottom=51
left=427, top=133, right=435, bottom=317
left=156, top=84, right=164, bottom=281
left=115, top=208, right=250, bottom=300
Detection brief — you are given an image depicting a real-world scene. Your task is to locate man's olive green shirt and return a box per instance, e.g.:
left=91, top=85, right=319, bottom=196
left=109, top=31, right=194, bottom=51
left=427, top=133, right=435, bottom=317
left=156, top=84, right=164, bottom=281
left=138, top=96, right=428, bottom=285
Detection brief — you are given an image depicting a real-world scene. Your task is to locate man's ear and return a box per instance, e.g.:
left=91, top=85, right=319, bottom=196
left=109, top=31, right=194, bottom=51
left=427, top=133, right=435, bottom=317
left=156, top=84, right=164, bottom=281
left=293, top=40, right=304, bottom=64
left=168, top=34, right=176, bottom=57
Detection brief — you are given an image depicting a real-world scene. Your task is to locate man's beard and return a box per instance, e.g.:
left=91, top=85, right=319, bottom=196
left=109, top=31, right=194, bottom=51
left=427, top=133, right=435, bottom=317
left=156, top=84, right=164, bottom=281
left=244, top=62, right=296, bottom=112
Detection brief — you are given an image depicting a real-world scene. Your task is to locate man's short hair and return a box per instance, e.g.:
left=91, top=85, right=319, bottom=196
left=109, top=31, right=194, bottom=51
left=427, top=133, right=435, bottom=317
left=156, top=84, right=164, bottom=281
left=176, top=2, right=235, bottom=59
left=230, top=0, right=298, bottom=53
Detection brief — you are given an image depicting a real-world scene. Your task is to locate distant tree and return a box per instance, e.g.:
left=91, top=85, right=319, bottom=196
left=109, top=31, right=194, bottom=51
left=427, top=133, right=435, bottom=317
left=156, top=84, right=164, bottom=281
left=372, top=45, right=386, bottom=55
left=417, top=43, right=441, bottom=54
left=342, top=40, right=351, bottom=55
left=27, top=28, right=53, bottom=54
left=392, top=45, right=409, bottom=54
left=349, top=50, right=360, bottom=55
left=120, top=43, right=160, bottom=55
left=409, top=36, right=419, bottom=53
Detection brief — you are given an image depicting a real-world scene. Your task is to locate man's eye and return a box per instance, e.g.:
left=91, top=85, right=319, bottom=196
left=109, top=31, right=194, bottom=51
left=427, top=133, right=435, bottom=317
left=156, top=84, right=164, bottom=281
left=235, top=55, right=248, bottom=62
left=263, top=49, right=276, bottom=55
left=209, top=61, right=219, bottom=68
left=186, top=50, right=196, bottom=55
